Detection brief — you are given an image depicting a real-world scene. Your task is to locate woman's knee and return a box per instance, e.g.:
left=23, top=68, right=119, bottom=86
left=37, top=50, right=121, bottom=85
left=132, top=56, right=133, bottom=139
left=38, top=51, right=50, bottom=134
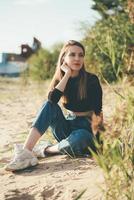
left=41, top=100, right=59, bottom=109
left=58, top=129, right=96, bottom=157
left=40, top=100, right=62, bottom=118
left=68, top=129, right=93, bottom=147
left=32, top=100, right=63, bottom=134
left=42, top=100, right=61, bottom=112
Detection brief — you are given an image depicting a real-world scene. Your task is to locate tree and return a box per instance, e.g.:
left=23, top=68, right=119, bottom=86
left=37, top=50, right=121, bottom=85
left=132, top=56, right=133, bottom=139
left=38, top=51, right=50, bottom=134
left=82, top=0, right=134, bottom=82
left=28, top=48, right=55, bottom=81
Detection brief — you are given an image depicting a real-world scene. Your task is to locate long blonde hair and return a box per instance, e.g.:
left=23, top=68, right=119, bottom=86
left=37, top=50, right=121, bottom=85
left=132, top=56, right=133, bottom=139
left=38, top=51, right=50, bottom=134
left=49, top=40, right=87, bottom=101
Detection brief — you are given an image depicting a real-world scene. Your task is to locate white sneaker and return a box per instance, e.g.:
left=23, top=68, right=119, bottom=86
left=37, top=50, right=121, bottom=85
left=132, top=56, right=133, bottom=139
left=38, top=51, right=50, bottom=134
left=33, top=141, right=52, bottom=158
left=5, top=144, right=38, bottom=171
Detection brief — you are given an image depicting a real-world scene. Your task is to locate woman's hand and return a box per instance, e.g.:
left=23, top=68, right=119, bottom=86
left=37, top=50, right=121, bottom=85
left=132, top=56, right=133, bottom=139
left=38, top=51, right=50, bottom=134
left=60, top=62, right=72, bottom=76
left=91, top=112, right=103, bottom=135
left=55, top=62, right=72, bottom=92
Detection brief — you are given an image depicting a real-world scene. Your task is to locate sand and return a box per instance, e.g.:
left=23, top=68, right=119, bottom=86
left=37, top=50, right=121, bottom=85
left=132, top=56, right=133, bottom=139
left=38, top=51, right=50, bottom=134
left=0, top=78, right=116, bottom=200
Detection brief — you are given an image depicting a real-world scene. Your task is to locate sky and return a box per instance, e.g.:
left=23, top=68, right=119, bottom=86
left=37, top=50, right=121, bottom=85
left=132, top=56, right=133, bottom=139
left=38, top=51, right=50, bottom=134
left=0, top=0, right=100, bottom=54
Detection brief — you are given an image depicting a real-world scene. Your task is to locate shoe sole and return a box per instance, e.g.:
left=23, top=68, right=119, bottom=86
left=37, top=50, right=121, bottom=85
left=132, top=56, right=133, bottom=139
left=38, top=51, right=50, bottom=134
left=5, top=158, right=38, bottom=172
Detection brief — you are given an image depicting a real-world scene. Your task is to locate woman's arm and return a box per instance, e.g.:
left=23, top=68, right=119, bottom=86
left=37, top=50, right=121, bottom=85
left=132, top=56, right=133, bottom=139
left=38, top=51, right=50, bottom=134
left=55, top=66, right=71, bottom=92
left=48, top=64, right=72, bottom=103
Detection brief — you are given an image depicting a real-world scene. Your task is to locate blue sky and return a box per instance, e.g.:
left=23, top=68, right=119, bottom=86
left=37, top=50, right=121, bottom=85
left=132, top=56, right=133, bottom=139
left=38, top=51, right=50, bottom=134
left=0, top=0, right=100, bottom=53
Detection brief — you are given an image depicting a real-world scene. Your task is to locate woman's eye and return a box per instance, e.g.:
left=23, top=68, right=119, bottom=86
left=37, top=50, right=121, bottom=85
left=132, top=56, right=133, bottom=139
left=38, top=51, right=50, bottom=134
left=69, top=53, right=75, bottom=57
left=79, top=54, right=84, bottom=57
left=68, top=53, right=84, bottom=57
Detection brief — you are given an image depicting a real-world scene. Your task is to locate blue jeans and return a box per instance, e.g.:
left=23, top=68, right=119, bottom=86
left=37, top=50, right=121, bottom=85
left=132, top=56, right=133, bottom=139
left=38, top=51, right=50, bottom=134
left=32, top=101, right=98, bottom=157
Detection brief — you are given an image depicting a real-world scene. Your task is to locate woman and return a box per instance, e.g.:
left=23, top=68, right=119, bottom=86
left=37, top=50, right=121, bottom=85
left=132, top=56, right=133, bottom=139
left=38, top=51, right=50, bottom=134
left=5, top=40, right=103, bottom=171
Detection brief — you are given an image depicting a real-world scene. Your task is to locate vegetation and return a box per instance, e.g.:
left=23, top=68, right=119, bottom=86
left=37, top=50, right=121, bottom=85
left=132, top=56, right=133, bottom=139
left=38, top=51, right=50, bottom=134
left=82, top=0, right=134, bottom=82
left=91, top=84, right=134, bottom=200
left=83, top=1, right=134, bottom=199
left=27, top=43, right=63, bottom=81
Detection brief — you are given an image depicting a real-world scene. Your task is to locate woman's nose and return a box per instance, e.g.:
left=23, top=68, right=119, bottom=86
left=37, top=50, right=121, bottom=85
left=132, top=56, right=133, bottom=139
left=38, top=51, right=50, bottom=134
left=74, top=55, right=80, bottom=60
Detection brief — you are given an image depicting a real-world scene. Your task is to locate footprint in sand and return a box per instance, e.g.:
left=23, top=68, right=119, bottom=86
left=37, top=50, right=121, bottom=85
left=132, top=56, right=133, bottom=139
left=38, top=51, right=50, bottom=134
left=4, top=189, right=34, bottom=200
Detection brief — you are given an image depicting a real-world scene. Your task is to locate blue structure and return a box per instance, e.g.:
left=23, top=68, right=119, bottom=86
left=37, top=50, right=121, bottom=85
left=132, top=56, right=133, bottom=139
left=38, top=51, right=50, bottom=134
left=0, top=53, right=28, bottom=76
left=0, top=37, right=41, bottom=76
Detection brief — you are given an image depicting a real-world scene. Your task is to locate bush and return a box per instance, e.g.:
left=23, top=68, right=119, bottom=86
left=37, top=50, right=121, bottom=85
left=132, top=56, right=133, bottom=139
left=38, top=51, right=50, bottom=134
left=28, top=48, right=56, bottom=81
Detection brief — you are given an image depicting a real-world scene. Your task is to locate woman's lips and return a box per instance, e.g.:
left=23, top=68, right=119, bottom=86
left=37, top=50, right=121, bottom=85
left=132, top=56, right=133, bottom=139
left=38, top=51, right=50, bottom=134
left=74, top=63, right=80, bottom=66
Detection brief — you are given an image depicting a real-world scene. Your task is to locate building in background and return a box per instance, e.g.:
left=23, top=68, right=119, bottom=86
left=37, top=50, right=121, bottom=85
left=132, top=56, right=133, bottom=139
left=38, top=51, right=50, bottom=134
left=0, top=37, right=41, bottom=76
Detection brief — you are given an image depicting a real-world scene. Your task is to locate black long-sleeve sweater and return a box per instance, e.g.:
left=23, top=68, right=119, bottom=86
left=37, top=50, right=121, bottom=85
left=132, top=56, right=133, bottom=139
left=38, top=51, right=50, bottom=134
left=48, top=72, right=103, bottom=115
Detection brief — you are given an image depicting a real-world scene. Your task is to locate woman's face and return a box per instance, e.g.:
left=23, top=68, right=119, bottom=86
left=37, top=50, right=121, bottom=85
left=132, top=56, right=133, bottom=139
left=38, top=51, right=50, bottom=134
left=63, top=45, right=84, bottom=71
